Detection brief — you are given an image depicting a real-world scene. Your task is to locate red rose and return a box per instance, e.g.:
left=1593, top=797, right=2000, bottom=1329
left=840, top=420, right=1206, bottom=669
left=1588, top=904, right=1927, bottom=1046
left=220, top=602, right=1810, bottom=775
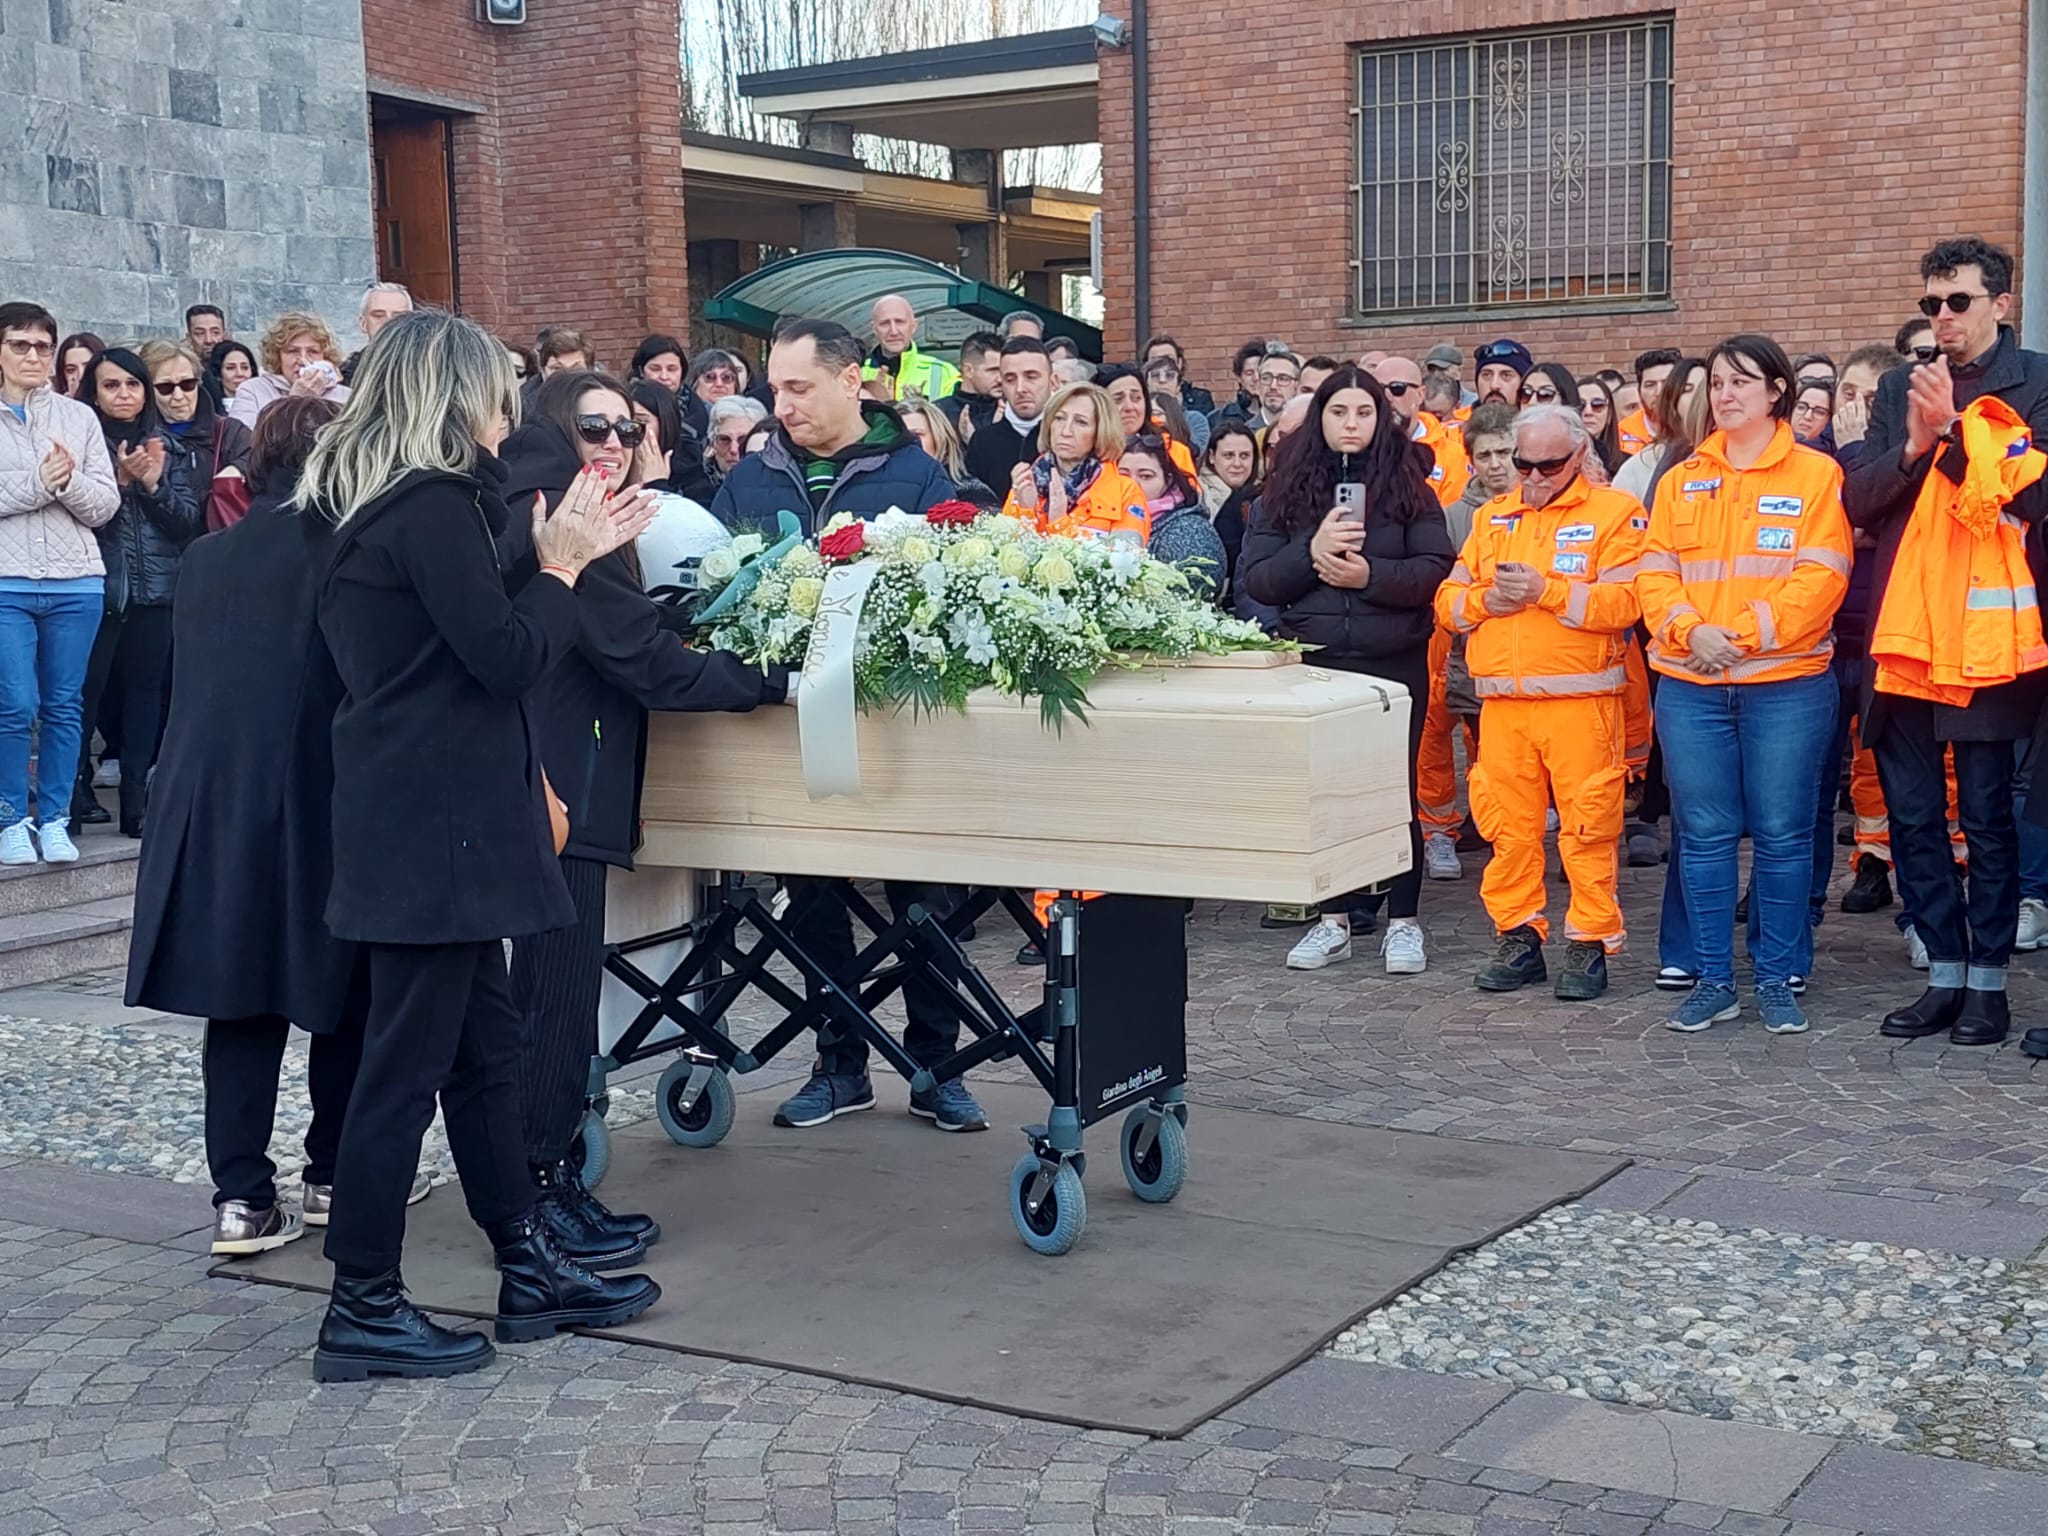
left=925, top=500, right=978, bottom=526
left=819, top=522, right=866, bottom=561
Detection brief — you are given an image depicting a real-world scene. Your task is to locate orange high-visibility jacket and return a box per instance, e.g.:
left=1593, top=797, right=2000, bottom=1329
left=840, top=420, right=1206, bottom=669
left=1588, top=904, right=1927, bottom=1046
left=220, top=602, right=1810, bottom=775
left=1417, top=412, right=1471, bottom=507
left=1635, top=422, right=1853, bottom=685
left=1434, top=475, right=1647, bottom=699
left=1870, top=395, right=2048, bottom=707
left=1618, top=408, right=1654, bottom=457
left=1002, top=463, right=1151, bottom=541
left=1112, top=431, right=1198, bottom=481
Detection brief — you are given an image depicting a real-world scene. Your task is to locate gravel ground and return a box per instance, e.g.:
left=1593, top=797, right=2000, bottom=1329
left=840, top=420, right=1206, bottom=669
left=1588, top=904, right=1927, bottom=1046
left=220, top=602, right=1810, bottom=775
left=1331, top=1203, right=2048, bottom=1471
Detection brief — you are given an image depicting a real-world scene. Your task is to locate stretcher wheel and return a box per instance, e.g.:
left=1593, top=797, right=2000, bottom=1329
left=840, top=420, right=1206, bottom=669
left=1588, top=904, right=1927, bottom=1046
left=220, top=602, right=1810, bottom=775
left=571, top=1108, right=612, bottom=1191
left=1119, top=1105, right=1188, bottom=1204
left=1009, top=1155, right=1086, bottom=1256
left=656, top=1058, right=735, bottom=1148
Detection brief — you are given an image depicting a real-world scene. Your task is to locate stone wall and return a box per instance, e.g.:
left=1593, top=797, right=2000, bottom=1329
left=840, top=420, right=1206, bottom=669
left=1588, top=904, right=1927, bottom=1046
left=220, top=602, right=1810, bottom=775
left=0, top=0, right=376, bottom=347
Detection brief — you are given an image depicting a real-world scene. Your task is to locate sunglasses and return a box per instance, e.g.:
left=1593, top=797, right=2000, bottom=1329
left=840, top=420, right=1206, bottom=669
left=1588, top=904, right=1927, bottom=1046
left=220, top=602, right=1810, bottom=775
left=1512, top=451, right=1577, bottom=475
left=1918, top=291, right=1989, bottom=317
left=153, top=377, right=200, bottom=397
left=1519, top=386, right=1560, bottom=404
left=574, top=414, right=646, bottom=447
left=1381, top=381, right=1417, bottom=398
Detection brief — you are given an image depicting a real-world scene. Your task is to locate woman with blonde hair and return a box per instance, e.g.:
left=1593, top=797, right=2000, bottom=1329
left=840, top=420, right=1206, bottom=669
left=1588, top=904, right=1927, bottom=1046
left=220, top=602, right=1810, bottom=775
left=999, top=381, right=1148, bottom=539
left=899, top=393, right=994, bottom=499
left=228, top=310, right=350, bottom=428
left=301, top=310, right=660, bottom=1382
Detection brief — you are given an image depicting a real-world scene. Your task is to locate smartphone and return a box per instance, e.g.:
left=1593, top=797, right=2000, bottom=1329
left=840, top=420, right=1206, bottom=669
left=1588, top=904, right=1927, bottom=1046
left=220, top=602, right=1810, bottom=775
left=1912, top=345, right=1939, bottom=366
left=1496, top=561, right=1532, bottom=577
left=1334, top=483, right=1365, bottom=524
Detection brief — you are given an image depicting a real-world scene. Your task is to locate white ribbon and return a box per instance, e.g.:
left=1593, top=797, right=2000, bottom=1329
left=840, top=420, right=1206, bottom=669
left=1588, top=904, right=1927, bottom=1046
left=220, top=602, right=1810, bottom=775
left=796, top=560, right=881, bottom=800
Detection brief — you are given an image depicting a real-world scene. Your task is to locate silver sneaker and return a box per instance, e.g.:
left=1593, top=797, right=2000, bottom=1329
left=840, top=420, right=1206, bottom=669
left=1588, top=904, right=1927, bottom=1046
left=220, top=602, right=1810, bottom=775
left=1905, top=924, right=1929, bottom=971
left=2018, top=898, right=2048, bottom=952
left=211, top=1200, right=305, bottom=1257
left=300, top=1170, right=433, bottom=1227
left=1423, top=832, right=1463, bottom=880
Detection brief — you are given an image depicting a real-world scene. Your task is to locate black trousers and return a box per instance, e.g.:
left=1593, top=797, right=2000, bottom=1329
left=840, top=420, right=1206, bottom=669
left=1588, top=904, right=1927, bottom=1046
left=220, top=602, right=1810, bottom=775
left=202, top=1011, right=363, bottom=1208
left=785, top=878, right=960, bottom=1077
left=323, top=941, right=536, bottom=1277
left=511, top=854, right=610, bottom=1165
left=76, top=603, right=170, bottom=827
left=1337, top=650, right=1428, bottom=921
left=1871, top=702, right=2019, bottom=970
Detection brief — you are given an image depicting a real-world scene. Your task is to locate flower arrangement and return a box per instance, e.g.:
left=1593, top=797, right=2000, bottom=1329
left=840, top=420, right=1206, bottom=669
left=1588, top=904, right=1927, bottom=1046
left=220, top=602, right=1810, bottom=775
left=697, top=504, right=1289, bottom=726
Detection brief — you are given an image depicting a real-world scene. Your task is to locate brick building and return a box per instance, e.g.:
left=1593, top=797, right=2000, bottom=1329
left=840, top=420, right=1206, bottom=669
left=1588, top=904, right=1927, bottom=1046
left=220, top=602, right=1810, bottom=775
left=1096, top=0, right=2048, bottom=385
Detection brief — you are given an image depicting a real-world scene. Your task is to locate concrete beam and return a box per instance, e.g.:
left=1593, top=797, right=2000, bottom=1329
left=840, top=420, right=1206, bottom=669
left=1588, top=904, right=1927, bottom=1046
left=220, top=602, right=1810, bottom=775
left=798, top=200, right=858, bottom=252
left=801, top=119, right=856, bottom=157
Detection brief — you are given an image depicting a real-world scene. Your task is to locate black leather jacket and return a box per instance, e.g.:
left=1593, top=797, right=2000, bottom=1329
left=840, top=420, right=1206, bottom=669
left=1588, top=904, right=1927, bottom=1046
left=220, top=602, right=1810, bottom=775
left=98, top=430, right=204, bottom=610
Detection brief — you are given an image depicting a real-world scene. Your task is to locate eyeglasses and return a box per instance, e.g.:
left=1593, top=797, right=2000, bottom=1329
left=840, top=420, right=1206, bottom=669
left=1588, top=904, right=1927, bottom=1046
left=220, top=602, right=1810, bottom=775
left=1792, top=401, right=1832, bottom=417
left=2, top=339, right=55, bottom=359
left=1918, top=292, right=1990, bottom=317
left=153, top=377, right=200, bottom=397
left=1381, top=381, right=1417, bottom=398
left=1259, top=371, right=1299, bottom=385
left=574, top=414, right=647, bottom=447
left=1512, top=450, right=1578, bottom=475
left=1519, top=386, right=1561, bottom=404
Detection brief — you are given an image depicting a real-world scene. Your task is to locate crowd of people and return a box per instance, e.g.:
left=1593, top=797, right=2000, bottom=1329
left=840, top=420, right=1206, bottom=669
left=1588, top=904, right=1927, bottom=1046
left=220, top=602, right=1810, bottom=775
left=3, top=229, right=2045, bottom=1380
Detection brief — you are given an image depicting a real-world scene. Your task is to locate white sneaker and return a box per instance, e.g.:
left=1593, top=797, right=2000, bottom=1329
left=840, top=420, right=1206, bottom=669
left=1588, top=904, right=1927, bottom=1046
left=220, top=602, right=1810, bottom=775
left=1905, top=924, right=1929, bottom=971
left=92, top=758, right=120, bottom=788
left=1286, top=916, right=1353, bottom=970
left=0, top=819, right=35, bottom=865
left=1423, top=833, right=1463, bottom=881
left=2018, top=898, right=2048, bottom=952
left=36, top=820, right=78, bottom=864
left=1382, top=919, right=1427, bottom=975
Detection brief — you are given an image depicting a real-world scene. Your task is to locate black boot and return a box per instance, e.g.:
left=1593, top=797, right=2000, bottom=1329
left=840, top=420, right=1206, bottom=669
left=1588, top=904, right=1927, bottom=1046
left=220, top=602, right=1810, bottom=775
left=1839, top=855, right=1894, bottom=914
left=530, top=1162, right=647, bottom=1271
left=312, top=1267, right=495, bottom=1382
left=1475, top=925, right=1547, bottom=992
left=2021, top=1027, right=2048, bottom=1060
left=71, top=777, right=110, bottom=826
left=487, top=1209, right=661, bottom=1344
left=540, top=1157, right=660, bottom=1248
left=1950, top=989, right=2011, bottom=1047
left=1553, top=940, right=1609, bottom=1001
left=1879, top=987, right=1965, bottom=1039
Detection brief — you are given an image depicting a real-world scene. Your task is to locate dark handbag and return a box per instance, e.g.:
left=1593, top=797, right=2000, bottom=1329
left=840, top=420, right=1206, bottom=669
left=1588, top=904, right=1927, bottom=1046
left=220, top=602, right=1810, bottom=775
left=204, top=417, right=252, bottom=531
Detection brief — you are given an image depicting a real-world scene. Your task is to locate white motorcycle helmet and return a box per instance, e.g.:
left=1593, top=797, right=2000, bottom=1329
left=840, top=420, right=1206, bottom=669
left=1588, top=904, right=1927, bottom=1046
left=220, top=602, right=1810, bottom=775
left=637, top=493, right=732, bottom=596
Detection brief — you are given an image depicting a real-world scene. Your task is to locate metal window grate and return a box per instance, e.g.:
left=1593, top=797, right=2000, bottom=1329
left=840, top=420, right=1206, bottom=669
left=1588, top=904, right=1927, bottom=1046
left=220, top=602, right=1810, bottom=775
left=1351, top=19, right=1674, bottom=317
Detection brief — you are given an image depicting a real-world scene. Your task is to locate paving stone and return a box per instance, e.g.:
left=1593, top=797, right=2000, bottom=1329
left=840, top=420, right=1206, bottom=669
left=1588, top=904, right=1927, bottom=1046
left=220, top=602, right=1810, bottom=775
left=1658, top=1176, right=2048, bottom=1258
left=1227, top=1359, right=1511, bottom=1455
left=1780, top=1442, right=2048, bottom=1535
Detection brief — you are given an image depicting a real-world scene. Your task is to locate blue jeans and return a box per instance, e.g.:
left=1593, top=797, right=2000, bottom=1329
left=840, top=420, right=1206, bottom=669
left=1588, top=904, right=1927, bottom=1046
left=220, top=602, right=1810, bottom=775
left=1657, top=671, right=1836, bottom=987
left=1657, top=821, right=1696, bottom=974
left=0, top=588, right=103, bottom=827
left=2014, top=740, right=2048, bottom=903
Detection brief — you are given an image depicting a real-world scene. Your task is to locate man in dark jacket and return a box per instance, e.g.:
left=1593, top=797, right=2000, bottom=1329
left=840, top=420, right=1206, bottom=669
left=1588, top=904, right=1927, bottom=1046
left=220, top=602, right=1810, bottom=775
left=935, top=329, right=1003, bottom=438
left=962, top=337, right=1055, bottom=494
left=707, top=317, right=985, bottom=1134
left=1845, top=237, right=2048, bottom=1049
left=1143, top=333, right=1216, bottom=419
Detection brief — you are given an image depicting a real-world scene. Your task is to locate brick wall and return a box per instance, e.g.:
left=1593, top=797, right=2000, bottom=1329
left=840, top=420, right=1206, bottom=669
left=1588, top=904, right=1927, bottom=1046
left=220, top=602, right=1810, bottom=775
left=0, top=0, right=375, bottom=344
left=1100, top=0, right=2028, bottom=388
left=362, top=0, right=692, bottom=364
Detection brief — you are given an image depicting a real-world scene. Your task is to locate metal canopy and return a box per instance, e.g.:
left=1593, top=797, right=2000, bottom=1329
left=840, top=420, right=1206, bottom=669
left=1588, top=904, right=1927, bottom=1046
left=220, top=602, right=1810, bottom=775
left=702, top=249, right=1101, bottom=360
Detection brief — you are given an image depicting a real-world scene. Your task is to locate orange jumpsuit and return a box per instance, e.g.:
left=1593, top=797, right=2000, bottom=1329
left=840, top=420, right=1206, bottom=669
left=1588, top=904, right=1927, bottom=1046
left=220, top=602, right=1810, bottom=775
left=1436, top=476, right=1647, bottom=948
left=1416, top=413, right=1471, bottom=507
left=1002, top=463, right=1150, bottom=541
left=1417, top=625, right=1478, bottom=837
left=1617, top=408, right=1655, bottom=458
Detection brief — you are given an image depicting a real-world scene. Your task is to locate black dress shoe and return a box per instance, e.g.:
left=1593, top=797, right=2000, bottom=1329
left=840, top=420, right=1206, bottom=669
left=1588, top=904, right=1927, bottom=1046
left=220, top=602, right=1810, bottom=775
left=71, top=798, right=110, bottom=826
left=487, top=1210, right=660, bottom=1344
left=1950, top=990, right=2011, bottom=1047
left=312, top=1267, right=494, bottom=1381
left=2021, top=1027, right=2048, bottom=1060
left=1880, top=986, right=1965, bottom=1039
left=1839, top=855, right=1894, bottom=914
left=530, top=1163, right=647, bottom=1271
left=538, top=1157, right=659, bottom=1247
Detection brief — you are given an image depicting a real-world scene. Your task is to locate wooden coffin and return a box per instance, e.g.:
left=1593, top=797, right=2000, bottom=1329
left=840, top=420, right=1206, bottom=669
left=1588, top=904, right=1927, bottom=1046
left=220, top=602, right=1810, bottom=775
left=637, top=654, right=1414, bottom=904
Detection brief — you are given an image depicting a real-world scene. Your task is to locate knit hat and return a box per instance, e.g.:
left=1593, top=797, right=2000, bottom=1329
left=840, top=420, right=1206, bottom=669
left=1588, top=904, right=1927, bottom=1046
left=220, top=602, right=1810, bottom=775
left=1472, top=339, right=1533, bottom=379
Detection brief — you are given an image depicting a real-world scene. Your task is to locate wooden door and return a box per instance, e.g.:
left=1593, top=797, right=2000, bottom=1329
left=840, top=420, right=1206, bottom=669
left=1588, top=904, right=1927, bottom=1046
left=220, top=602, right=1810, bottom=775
left=372, top=115, right=456, bottom=309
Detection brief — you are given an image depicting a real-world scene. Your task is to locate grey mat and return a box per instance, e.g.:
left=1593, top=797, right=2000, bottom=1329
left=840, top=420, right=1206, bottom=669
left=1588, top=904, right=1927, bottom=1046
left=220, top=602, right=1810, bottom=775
left=221, top=1083, right=1624, bottom=1436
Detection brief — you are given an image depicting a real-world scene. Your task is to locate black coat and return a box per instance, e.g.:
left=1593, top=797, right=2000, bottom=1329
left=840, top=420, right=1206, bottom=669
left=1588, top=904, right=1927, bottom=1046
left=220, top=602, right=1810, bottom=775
left=1238, top=494, right=1455, bottom=669
left=160, top=413, right=250, bottom=528
left=1845, top=328, right=2048, bottom=744
left=124, top=492, right=357, bottom=1030
left=99, top=429, right=204, bottom=609
left=963, top=414, right=1038, bottom=494
left=316, top=460, right=580, bottom=944
left=499, top=421, right=787, bottom=867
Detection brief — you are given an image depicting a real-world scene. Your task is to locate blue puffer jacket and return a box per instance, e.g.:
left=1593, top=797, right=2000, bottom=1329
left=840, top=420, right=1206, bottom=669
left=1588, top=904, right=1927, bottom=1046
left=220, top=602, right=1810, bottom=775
left=709, top=404, right=955, bottom=537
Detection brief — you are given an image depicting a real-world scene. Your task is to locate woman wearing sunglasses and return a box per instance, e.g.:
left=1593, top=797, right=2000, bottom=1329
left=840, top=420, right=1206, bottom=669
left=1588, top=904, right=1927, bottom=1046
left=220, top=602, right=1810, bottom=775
left=139, top=339, right=253, bottom=533
left=1636, top=335, right=1852, bottom=1037
left=1576, top=374, right=1626, bottom=476
left=498, top=369, right=788, bottom=1267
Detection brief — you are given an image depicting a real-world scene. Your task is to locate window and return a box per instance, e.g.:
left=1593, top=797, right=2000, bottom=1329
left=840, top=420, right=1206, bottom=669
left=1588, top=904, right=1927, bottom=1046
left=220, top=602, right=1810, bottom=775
left=1352, top=19, right=1674, bottom=317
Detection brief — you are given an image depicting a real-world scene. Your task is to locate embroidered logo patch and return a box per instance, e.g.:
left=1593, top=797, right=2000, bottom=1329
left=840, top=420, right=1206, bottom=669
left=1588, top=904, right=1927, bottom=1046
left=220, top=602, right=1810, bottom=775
left=1552, top=552, right=1589, bottom=575
left=1554, top=524, right=1596, bottom=544
left=1630, top=515, right=1649, bottom=530
left=1756, top=527, right=1795, bottom=552
left=1682, top=478, right=1722, bottom=494
left=1429, top=464, right=1446, bottom=482
left=1490, top=514, right=1521, bottom=528
left=1758, top=495, right=1805, bottom=518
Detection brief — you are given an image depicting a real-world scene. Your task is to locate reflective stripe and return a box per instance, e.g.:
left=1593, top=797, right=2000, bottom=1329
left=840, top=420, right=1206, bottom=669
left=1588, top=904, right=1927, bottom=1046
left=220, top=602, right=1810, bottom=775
left=1751, top=598, right=1777, bottom=653
left=1722, top=639, right=1834, bottom=681
left=1965, top=584, right=2040, bottom=610
left=1562, top=582, right=1591, bottom=628
left=1639, top=549, right=1681, bottom=574
left=1598, top=559, right=1640, bottom=584
left=1682, top=558, right=1727, bottom=583
left=1731, top=555, right=1796, bottom=578
left=1449, top=598, right=1481, bottom=633
left=1795, top=546, right=1852, bottom=577
left=1448, top=561, right=1475, bottom=584
left=1473, top=665, right=1627, bottom=698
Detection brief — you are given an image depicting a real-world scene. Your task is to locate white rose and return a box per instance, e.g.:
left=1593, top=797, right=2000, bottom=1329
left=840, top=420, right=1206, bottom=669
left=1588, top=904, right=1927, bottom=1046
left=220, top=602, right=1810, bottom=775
left=699, top=547, right=740, bottom=584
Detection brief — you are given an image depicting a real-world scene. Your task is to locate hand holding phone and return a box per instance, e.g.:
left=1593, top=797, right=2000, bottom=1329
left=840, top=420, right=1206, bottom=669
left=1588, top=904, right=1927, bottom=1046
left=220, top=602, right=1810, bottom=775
left=1334, top=483, right=1366, bottom=525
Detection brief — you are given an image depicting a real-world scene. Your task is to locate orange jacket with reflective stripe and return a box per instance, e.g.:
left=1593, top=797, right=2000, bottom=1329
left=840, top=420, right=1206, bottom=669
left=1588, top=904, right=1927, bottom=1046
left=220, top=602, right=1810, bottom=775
left=1635, top=422, right=1852, bottom=685
left=1434, top=475, right=1647, bottom=699
left=1618, top=409, right=1654, bottom=457
left=1417, top=413, right=1471, bottom=507
left=1870, top=396, right=2048, bottom=706
left=1002, top=463, right=1150, bottom=541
